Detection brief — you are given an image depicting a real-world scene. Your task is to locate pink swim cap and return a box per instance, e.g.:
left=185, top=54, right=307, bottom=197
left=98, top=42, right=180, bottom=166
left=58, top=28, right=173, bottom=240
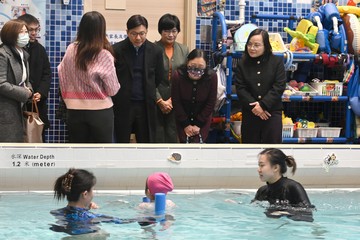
left=147, top=172, right=174, bottom=195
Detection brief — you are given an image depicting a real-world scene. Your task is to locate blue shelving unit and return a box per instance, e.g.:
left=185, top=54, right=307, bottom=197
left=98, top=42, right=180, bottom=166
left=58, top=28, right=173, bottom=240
left=212, top=12, right=354, bottom=144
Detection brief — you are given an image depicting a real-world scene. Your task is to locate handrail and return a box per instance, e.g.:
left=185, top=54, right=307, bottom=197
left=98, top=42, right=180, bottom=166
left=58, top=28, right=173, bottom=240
left=212, top=12, right=228, bottom=54
left=250, top=14, right=303, bottom=21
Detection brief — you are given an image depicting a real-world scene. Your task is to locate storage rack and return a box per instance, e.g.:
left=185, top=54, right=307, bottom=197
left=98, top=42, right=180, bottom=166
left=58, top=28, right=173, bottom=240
left=212, top=12, right=353, bottom=143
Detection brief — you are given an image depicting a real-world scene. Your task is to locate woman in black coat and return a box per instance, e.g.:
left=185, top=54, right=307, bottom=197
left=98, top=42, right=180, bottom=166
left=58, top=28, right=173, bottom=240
left=235, top=29, right=286, bottom=143
left=172, top=49, right=217, bottom=143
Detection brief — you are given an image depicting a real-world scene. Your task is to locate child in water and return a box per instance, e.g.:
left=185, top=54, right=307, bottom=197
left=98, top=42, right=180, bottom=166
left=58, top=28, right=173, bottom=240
left=139, top=172, right=175, bottom=210
left=138, top=172, right=176, bottom=233
left=50, top=168, right=139, bottom=235
left=253, top=148, right=315, bottom=222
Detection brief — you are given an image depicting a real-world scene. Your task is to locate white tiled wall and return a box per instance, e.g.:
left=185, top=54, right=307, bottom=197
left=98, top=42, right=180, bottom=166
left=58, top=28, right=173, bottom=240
left=0, top=144, right=359, bottom=191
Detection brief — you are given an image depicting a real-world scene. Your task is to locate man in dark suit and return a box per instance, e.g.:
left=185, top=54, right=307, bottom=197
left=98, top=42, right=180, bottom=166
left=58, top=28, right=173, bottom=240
left=18, top=14, right=51, bottom=142
left=112, top=15, right=164, bottom=143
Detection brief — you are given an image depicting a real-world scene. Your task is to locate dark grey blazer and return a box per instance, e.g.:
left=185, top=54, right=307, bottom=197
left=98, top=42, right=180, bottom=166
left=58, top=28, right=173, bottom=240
left=0, top=44, right=32, bottom=142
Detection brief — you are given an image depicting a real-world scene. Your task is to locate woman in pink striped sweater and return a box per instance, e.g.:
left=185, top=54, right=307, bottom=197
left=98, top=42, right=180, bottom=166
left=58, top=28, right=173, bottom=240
left=58, top=11, right=120, bottom=143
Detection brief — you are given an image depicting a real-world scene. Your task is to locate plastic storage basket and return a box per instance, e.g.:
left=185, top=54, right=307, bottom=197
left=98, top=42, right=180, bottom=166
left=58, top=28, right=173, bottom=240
left=282, top=124, right=294, bottom=138
left=269, top=33, right=287, bottom=53
left=315, top=122, right=330, bottom=127
left=287, top=83, right=318, bottom=96
left=310, top=82, right=343, bottom=96
left=317, top=127, right=341, bottom=137
left=294, top=128, right=318, bottom=138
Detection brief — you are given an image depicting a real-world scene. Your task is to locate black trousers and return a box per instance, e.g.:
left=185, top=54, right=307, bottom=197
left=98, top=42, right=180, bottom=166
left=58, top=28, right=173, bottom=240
left=114, top=101, right=150, bottom=143
left=241, top=110, right=282, bottom=144
left=155, top=109, right=177, bottom=143
left=67, top=108, right=114, bottom=143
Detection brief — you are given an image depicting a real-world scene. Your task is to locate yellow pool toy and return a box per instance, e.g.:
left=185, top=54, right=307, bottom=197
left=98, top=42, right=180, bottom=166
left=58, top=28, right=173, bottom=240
left=337, top=6, right=360, bottom=17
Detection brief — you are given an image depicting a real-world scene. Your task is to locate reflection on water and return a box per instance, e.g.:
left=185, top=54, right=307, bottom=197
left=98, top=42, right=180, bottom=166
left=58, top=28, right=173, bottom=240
left=60, top=229, right=110, bottom=240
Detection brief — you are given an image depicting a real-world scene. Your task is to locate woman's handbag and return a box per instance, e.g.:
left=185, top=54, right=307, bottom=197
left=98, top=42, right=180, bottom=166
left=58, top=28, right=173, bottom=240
left=23, top=100, right=44, bottom=143
left=55, top=88, right=67, bottom=124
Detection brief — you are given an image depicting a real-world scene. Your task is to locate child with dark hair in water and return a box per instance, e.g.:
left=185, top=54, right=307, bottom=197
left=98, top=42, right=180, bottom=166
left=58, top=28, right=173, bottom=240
left=50, top=168, right=140, bottom=235
left=253, top=148, right=315, bottom=222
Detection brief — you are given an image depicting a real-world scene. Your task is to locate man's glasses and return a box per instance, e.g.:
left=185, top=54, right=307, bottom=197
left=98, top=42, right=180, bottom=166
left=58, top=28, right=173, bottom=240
left=28, top=27, right=41, bottom=33
left=129, top=31, right=147, bottom=37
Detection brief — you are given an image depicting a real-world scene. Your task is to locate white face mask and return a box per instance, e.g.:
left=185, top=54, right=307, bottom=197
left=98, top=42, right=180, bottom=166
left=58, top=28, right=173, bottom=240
left=17, top=33, right=30, bottom=48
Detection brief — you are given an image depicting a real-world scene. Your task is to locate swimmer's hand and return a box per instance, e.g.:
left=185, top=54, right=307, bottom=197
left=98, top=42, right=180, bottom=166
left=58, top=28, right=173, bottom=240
left=224, top=199, right=237, bottom=204
left=89, top=202, right=99, bottom=209
left=265, top=210, right=292, bottom=219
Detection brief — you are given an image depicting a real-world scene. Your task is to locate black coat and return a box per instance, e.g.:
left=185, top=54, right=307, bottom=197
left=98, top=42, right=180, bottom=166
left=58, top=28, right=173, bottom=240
left=235, top=54, right=285, bottom=112
left=25, top=41, right=51, bottom=128
left=112, top=38, right=164, bottom=142
left=171, top=67, right=218, bottom=142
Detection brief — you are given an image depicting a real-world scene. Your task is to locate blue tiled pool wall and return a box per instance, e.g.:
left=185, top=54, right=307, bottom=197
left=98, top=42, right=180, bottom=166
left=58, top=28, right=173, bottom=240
left=45, top=0, right=349, bottom=142
left=46, top=0, right=83, bottom=143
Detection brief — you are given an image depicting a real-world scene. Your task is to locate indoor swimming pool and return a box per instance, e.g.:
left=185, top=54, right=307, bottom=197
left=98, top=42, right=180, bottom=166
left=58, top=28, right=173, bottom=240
left=0, top=189, right=359, bottom=240
left=1, top=144, right=359, bottom=239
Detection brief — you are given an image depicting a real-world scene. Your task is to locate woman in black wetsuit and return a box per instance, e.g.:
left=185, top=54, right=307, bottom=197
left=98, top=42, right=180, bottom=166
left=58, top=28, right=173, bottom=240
left=253, top=148, right=315, bottom=222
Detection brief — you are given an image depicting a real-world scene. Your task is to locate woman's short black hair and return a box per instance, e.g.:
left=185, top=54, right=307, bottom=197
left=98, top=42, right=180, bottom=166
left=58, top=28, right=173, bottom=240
left=178, top=48, right=214, bottom=79
left=158, top=13, right=180, bottom=34
left=186, top=48, right=207, bottom=63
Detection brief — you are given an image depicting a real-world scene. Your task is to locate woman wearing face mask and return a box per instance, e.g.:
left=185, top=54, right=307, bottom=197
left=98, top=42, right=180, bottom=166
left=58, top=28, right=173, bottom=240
left=171, top=49, right=217, bottom=143
left=0, top=19, right=33, bottom=142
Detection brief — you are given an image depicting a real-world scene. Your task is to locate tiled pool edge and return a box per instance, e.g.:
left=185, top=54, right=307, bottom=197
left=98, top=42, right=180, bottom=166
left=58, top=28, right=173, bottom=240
left=1, top=144, right=359, bottom=190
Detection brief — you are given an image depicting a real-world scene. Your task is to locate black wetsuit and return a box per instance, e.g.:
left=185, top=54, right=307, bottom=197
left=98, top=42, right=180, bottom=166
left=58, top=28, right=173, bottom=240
left=253, top=177, right=315, bottom=222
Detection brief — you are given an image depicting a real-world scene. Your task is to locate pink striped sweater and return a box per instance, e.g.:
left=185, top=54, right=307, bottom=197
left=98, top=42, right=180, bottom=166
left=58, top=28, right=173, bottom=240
left=58, top=43, right=120, bottom=110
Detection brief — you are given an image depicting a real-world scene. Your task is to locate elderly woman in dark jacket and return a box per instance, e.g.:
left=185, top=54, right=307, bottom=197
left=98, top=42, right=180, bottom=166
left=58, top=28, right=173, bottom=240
left=172, top=49, right=217, bottom=143
left=0, top=19, right=33, bottom=142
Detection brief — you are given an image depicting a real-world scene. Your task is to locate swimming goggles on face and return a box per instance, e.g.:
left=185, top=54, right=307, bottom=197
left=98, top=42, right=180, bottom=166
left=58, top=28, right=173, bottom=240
left=187, top=67, right=205, bottom=78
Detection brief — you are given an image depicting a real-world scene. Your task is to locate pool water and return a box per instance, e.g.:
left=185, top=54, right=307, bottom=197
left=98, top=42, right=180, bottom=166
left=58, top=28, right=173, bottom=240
left=0, top=190, right=359, bottom=240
